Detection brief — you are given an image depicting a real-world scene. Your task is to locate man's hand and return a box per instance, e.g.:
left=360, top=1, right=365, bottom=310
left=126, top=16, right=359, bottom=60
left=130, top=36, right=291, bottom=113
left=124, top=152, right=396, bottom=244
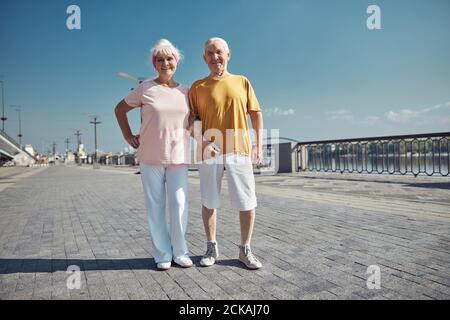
left=252, top=146, right=263, bottom=166
left=202, top=140, right=221, bottom=159
left=125, top=134, right=140, bottom=149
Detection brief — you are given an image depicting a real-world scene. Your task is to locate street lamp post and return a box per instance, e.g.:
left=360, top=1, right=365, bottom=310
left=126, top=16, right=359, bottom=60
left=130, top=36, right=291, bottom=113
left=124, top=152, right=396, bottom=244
left=72, top=129, right=82, bottom=165
left=64, top=137, right=70, bottom=163
left=52, top=142, right=57, bottom=164
left=0, top=80, right=7, bottom=132
left=89, top=116, right=101, bottom=167
left=73, top=130, right=82, bottom=150
left=10, top=105, right=22, bottom=147
left=40, top=138, right=50, bottom=159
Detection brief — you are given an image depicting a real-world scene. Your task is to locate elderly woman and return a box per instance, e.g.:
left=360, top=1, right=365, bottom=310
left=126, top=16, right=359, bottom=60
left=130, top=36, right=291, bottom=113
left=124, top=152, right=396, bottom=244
left=115, top=39, right=192, bottom=270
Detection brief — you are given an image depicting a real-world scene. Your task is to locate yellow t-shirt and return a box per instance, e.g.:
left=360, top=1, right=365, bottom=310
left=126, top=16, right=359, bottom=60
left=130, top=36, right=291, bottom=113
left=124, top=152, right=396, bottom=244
left=189, top=74, right=261, bottom=157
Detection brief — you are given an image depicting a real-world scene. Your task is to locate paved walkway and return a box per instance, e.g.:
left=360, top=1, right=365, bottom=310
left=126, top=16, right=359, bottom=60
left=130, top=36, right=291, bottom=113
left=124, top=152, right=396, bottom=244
left=0, top=165, right=449, bottom=300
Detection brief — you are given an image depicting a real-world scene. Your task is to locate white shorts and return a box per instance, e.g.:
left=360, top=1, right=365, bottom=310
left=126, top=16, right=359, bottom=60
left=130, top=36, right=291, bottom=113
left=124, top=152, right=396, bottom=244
left=198, top=153, right=257, bottom=211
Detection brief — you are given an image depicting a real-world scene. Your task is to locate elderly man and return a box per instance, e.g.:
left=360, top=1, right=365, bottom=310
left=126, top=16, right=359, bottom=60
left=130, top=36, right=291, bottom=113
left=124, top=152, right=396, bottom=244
left=189, top=37, right=263, bottom=269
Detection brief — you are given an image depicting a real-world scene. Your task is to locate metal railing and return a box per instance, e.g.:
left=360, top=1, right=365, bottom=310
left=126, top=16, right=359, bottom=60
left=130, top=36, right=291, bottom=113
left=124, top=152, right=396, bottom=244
left=295, top=132, right=450, bottom=176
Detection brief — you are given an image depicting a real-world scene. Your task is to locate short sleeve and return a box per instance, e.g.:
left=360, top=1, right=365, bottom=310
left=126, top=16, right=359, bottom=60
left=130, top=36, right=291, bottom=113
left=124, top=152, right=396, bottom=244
left=188, top=85, right=199, bottom=118
left=245, top=78, right=261, bottom=113
left=124, top=83, right=143, bottom=108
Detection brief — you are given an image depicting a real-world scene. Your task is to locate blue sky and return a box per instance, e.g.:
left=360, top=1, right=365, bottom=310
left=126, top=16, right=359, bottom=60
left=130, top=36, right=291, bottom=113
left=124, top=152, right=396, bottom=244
left=1, top=0, right=449, bottom=154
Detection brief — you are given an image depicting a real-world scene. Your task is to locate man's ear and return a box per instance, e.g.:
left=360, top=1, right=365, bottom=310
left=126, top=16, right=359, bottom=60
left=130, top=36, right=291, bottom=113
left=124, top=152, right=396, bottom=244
left=227, top=50, right=231, bottom=61
left=203, top=54, right=207, bottom=63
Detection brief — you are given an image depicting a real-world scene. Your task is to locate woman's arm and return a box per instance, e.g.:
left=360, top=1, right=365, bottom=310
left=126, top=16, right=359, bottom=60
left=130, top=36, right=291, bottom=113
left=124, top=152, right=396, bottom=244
left=114, top=99, right=140, bottom=149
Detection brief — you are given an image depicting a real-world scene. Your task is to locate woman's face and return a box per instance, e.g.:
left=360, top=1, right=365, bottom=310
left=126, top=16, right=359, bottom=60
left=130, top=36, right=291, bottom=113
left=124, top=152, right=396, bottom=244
left=154, top=52, right=177, bottom=78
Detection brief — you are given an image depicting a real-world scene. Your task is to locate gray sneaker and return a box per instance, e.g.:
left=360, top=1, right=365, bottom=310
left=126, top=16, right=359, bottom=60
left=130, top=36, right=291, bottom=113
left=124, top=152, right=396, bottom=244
left=200, top=241, right=219, bottom=267
left=239, top=245, right=262, bottom=269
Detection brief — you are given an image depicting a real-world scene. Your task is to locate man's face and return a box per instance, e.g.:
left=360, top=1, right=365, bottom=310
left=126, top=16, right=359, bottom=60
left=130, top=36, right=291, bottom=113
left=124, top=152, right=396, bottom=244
left=203, top=40, right=230, bottom=75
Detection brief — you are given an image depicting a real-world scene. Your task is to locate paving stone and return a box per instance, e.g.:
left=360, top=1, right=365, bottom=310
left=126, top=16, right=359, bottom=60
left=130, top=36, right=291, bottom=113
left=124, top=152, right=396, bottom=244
left=0, top=165, right=449, bottom=300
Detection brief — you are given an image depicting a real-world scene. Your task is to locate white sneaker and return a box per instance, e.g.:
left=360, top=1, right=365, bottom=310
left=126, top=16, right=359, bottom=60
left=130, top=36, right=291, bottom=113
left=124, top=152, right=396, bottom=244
left=174, top=255, right=193, bottom=268
left=156, top=261, right=171, bottom=270
left=239, top=245, right=262, bottom=270
left=200, top=241, right=219, bottom=267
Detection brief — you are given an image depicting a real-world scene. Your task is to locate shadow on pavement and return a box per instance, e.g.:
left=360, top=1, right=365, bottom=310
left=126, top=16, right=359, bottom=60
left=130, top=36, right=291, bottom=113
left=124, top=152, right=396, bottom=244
left=0, top=257, right=249, bottom=273
left=0, top=258, right=158, bottom=273
left=190, top=255, right=246, bottom=269
left=405, top=182, right=450, bottom=190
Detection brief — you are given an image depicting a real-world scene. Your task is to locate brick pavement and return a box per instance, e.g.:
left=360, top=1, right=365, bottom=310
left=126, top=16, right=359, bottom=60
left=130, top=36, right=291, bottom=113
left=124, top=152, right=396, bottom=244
left=0, top=165, right=449, bottom=300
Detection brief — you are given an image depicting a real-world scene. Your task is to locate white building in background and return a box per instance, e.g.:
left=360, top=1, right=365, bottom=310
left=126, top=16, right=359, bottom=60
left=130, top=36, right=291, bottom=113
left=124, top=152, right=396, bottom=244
left=24, top=144, right=35, bottom=156
left=76, top=139, right=88, bottom=163
left=65, top=152, right=76, bottom=164
left=10, top=144, right=36, bottom=166
left=13, top=153, right=35, bottom=166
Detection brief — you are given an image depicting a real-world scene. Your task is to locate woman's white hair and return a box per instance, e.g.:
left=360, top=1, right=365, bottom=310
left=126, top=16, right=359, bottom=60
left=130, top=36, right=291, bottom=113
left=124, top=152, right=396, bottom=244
left=150, top=39, right=182, bottom=68
left=204, top=37, right=230, bottom=53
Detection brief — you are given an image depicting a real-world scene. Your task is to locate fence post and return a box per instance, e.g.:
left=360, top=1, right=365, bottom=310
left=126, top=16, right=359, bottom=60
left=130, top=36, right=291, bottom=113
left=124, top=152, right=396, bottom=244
left=300, top=145, right=308, bottom=171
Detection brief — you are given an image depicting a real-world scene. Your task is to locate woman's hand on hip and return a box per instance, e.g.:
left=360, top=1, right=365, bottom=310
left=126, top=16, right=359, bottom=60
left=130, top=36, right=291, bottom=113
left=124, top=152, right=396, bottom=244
left=126, top=134, right=140, bottom=149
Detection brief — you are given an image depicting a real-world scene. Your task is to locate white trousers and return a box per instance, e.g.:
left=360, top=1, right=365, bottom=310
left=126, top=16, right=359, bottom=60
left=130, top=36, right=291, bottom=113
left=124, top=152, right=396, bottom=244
left=140, top=163, right=189, bottom=263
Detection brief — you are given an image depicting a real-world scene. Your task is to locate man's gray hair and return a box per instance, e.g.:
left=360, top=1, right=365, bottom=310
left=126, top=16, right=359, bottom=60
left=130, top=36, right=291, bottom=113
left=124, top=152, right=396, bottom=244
left=204, top=37, right=230, bottom=53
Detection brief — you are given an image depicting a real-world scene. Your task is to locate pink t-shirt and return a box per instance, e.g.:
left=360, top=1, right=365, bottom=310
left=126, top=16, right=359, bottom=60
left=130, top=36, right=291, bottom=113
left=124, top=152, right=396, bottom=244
left=124, top=79, right=191, bottom=165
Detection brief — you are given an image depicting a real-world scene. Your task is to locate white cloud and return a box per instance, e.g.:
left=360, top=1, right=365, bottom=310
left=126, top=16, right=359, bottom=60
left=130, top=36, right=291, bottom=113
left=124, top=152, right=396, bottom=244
left=264, top=107, right=295, bottom=117
left=360, top=116, right=380, bottom=126
left=315, top=101, right=449, bottom=130
left=386, top=102, right=450, bottom=124
left=325, top=109, right=351, bottom=115
left=325, top=109, right=354, bottom=121
left=386, top=109, right=419, bottom=123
